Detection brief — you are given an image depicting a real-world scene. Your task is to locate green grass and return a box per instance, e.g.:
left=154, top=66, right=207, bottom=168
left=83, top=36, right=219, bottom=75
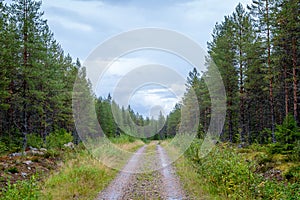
left=40, top=149, right=116, bottom=200
left=173, top=156, right=216, bottom=199
left=40, top=139, right=144, bottom=200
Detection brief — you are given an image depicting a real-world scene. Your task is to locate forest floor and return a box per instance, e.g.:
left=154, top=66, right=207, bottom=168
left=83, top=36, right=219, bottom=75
left=97, top=141, right=192, bottom=200
left=0, top=149, right=61, bottom=189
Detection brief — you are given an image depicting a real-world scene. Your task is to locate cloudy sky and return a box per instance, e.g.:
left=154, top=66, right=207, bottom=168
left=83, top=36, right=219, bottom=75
left=40, top=0, right=253, bottom=118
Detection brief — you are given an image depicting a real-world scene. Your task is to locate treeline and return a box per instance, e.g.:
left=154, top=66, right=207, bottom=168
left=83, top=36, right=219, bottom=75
left=95, top=94, right=166, bottom=140
left=166, top=0, right=299, bottom=146
left=0, top=0, right=90, bottom=151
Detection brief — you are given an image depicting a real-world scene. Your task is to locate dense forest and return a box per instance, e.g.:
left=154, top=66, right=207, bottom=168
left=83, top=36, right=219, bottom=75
left=0, top=0, right=299, bottom=153
left=0, top=0, right=167, bottom=151
left=166, top=1, right=299, bottom=148
left=0, top=0, right=91, bottom=151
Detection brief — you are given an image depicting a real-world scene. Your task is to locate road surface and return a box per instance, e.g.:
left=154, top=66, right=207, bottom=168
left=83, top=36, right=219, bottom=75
left=96, top=143, right=191, bottom=200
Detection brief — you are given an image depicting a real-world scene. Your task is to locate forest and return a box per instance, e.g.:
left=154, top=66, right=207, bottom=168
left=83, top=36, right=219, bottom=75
left=0, top=0, right=299, bottom=199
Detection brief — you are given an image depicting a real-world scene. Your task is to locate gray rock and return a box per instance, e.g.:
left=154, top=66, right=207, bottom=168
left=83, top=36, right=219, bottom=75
left=29, top=146, right=38, bottom=151
left=29, top=150, right=44, bottom=156
left=40, top=148, right=47, bottom=152
left=23, top=160, right=33, bottom=165
left=64, top=142, right=75, bottom=149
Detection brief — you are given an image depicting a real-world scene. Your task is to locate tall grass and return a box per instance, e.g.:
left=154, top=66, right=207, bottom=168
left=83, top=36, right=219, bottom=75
left=40, top=149, right=116, bottom=200
left=40, top=138, right=144, bottom=200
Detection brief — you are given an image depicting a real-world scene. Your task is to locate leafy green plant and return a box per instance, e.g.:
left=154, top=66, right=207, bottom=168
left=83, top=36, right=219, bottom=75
left=284, top=165, right=300, bottom=183
left=110, top=134, right=136, bottom=144
left=184, top=140, right=300, bottom=199
left=7, top=166, right=18, bottom=174
left=46, top=129, right=73, bottom=149
left=27, top=134, right=43, bottom=149
left=0, top=141, right=8, bottom=154
left=0, top=176, right=40, bottom=200
left=275, top=115, right=300, bottom=147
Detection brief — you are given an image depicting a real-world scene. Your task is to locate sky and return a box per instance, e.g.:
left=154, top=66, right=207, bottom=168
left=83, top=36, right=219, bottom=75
left=39, top=0, right=253, bottom=118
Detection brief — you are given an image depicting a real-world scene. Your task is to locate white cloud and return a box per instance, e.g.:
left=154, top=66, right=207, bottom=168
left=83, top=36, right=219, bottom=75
left=47, top=16, right=94, bottom=32
left=130, top=87, right=180, bottom=116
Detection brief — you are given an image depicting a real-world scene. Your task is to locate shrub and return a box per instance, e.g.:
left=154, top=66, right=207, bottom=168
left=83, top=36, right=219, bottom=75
left=185, top=142, right=300, bottom=199
left=284, top=165, right=300, bottom=183
left=275, top=115, right=300, bottom=149
left=110, top=134, right=136, bottom=144
left=46, top=129, right=73, bottom=149
left=0, top=176, right=40, bottom=200
left=0, top=141, right=8, bottom=154
left=27, top=134, right=43, bottom=149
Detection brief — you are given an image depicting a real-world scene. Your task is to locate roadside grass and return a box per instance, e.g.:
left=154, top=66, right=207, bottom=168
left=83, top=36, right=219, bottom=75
left=173, top=156, right=220, bottom=200
left=40, top=138, right=144, bottom=200
left=40, top=148, right=116, bottom=200
left=161, top=141, right=215, bottom=200
left=116, top=140, right=145, bottom=152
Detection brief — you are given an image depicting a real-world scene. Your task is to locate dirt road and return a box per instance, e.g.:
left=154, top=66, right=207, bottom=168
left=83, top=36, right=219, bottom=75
left=96, top=143, right=191, bottom=200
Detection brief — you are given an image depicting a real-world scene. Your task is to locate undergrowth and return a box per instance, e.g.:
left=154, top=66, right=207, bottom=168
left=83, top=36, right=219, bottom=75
left=184, top=140, right=300, bottom=199
left=41, top=148, right=116, bottom=200
left=0, top=175, right=40, bottom=200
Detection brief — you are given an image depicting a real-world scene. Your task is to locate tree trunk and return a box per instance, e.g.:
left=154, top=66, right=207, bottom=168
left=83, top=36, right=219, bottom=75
left=284, top=63, right=289, bottom=117
left=292, top=37, right=298, bottom=124
left=266, top=0, right=276, bottom=143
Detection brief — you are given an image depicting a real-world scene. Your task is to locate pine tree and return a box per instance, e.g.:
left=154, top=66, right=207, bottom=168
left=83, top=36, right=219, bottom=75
left=231, top=3, right=258, bottom=143
left=208, top=17, right=238, bottom=142
left=274, top=0, right=299, bottom=124
left=248, top=0, right=277, bottom=142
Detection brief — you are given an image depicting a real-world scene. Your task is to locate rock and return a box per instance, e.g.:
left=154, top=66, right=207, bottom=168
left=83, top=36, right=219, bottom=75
left=28, top=150, right=44, bottom=156
left=29, top=146, right=38, bottom=151
left=40, top=148, right=47, bottom=152
left=23, top=160, right=33, bottom=165
left=9, top=152, right=25, bottom=157
left=64, top=142, right=74, bottom=149
left=21, top=172, right=27, bottom=178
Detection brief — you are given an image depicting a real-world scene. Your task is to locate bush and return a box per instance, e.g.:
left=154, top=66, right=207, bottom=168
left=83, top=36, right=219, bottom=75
left=275, top=115, right=300, bottom=148
left=110, top=134, right=136, bottom=144
left=27, top=134, right=43, bottom=149
left=284, top=165, right=300, bottom=183
left=0, top=176, right=40, bottom=200
left=0, top=141, right=8, bottom=154
left=185, top=142, right=300, bottom=199
left=46, top=129, right=73, bottom=149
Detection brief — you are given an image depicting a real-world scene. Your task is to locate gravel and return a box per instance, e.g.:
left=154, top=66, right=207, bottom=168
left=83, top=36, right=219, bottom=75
left=96, top=143, right=191, bottom=200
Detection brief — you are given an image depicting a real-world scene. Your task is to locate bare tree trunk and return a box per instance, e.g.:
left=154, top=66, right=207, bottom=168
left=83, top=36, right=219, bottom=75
left=266, top=0, right=276, bottom=143
left=22, top=0, right=29, bottom=152
left=292, top=37, right=298, bottom=124
left=284, top=63, right=289, bottom=118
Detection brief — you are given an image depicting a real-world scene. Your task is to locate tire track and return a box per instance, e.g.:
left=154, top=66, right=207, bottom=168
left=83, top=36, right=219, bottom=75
left=96, top=143, right=190, bottom=200
left=96, top=145, right=146, bottom=200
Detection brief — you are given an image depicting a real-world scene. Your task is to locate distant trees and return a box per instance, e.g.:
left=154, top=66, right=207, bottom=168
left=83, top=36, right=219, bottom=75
left=95, top=95, right=165, bottom=139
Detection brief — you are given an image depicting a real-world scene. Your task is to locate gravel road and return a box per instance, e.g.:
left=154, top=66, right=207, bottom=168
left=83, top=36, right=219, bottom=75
left=96, top=143, right=191, bottom=200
